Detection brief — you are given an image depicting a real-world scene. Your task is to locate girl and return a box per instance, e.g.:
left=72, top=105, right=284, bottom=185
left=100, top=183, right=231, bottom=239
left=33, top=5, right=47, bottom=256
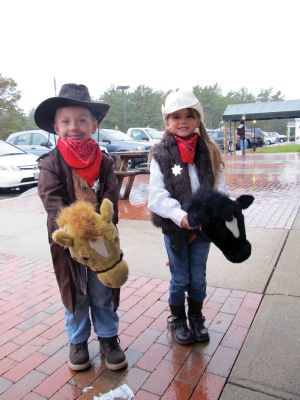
left=148, top=90, right=225, bottom=345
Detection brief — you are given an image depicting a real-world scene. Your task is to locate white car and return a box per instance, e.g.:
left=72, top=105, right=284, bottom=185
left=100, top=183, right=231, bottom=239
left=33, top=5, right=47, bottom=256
left=127, top=127, right=163, bottom=143
left=263, top=132, right=277, bottom=145
left=0, top=140, right=39, bottom=189
left=267, top=131, right=288, bottom=143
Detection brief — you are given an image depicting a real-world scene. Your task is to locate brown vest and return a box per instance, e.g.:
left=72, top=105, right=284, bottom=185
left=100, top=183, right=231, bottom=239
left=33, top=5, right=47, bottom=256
left=151, top=134, right=213, bottom=236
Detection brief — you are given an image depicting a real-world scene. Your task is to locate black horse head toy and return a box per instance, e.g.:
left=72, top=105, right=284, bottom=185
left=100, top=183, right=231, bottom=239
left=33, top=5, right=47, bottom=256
left=187, top=187, right=254, bottom=263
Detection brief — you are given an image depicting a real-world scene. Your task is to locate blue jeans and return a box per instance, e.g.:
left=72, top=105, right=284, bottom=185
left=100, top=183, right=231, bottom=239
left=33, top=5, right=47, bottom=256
left=164, top=234, right=210, bottom=305
left=64, top=265, right=119, bottom=344
left=240, top=138, right=247, bottom=151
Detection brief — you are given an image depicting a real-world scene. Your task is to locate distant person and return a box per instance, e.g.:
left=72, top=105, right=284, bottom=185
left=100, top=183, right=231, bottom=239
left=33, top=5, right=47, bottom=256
left=237, top=119, right=247, bottom=155
left=148, top=90, right=225, bottom=345
left=34, top=83, right=127, bottom=372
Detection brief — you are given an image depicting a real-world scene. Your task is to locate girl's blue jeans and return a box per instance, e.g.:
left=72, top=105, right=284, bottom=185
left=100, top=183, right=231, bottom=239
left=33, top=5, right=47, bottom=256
left=164, top=234, right=210, bottom=305
left=64, top=265, right=119, bottom=344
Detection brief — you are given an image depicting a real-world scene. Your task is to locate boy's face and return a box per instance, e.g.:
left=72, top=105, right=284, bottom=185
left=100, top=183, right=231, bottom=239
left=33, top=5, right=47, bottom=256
left=165, top=108, right=200, bottom=138
left=54, top=106, right=98, bottom=141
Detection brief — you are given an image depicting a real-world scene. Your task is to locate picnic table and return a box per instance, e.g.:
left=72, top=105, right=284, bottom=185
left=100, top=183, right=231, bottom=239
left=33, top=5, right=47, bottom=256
left=110, top=151, right=150, bottom=200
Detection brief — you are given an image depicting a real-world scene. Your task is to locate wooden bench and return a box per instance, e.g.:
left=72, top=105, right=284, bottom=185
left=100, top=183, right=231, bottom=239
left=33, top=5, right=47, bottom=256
left=115, top=170, right=144, bottom=200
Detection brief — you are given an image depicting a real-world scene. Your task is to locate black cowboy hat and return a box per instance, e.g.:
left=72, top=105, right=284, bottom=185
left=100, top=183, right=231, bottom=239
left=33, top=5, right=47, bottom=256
left=34, top=83, right=110, bottom=133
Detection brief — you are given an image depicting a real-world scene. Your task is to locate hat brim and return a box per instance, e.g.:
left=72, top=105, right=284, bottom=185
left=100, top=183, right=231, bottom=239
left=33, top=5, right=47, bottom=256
left=162, top=103, right=203, bottom=121
left=34, top=97, right=110, bottom=134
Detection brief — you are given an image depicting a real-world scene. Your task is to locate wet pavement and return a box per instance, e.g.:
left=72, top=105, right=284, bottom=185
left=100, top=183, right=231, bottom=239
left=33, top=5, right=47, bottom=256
left=2, top=152, right=299, bottom=228
left=119, top=152, right=300, bottom=229
left=0, top=151, right=300, bottom=399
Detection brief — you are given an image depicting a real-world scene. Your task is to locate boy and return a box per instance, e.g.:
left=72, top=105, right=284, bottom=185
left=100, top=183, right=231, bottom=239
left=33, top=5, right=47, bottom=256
left=35, top=83, right=127, bottom=371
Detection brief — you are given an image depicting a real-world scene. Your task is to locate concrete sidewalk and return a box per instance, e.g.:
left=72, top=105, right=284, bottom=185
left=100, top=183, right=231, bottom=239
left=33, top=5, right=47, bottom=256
left=0, top=152, right=300, bottom=399
left=221, top=210, right=300, bottom=400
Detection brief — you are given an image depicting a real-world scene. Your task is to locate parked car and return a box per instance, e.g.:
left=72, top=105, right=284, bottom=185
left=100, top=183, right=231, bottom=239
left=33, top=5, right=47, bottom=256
left=127, top=127, right=163, bottom=143
left=92, top=129, right=152, bottom=168
left=208, top=127, right=264, bottom=151
left=208, top=129, right=235, bottom=152
left=237, top=128, right=264, bottom=149
left=266, top=131, right=288, bottom=143
left=6, top=130, right=56, bottom=156
left=0, top=140, right=39, bottom=189
left=6, top=129, right=108, bottom=156
left=262, top=132, right=277, bottom=145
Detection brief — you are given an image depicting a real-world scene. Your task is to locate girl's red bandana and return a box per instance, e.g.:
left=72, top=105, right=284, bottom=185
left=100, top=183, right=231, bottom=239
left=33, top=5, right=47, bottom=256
left=57, top=138, right=102, bottom=186
left=174, top=134, right=198, bottom=163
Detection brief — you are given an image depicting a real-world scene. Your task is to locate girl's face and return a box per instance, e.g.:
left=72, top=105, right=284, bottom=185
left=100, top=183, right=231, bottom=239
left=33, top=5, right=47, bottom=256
left=54, top=106, right=98, bottom=141
left=165, top=108, right=200, bottom=138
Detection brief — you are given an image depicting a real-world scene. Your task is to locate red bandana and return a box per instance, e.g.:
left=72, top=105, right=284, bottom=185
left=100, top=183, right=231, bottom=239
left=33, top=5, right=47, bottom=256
left=57, top=138, right=102, bottom=186
left=174, top=134, right=198, bottom=163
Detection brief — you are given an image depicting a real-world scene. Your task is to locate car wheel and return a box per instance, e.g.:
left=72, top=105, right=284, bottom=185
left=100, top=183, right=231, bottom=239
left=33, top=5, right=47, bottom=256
left=127, top=159, right=135, bottom=169
left=267, top=140, right=271, bottom=145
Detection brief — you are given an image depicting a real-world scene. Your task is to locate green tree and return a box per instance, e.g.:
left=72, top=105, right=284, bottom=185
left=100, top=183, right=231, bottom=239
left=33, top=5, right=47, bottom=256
left=99, top=85, right=164, bottom=131
left=0, top=74, right=27, bottom=139
left=225, top=87, right=256, bottom=103
left=127, top=85, right=163, bottom=129
left=193, top=84, right=227, bottom=128
left=98, top=86, right=124, bottom=130
left=24, top=108, right=39, bottom=130
left=256, top=88, right=285, bottom=102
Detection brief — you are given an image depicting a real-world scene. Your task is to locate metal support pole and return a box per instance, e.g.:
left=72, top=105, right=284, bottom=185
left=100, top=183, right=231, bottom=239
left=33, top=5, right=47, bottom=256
left=253, top=120, right=256, bottom=151
left=117, top=85, right=130, bottom=131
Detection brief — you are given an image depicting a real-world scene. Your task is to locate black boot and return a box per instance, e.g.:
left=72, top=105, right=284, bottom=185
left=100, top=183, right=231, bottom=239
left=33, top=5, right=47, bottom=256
left=168, top=304, right=195, bottom=345
left=187, top=298, right=210, bottom=342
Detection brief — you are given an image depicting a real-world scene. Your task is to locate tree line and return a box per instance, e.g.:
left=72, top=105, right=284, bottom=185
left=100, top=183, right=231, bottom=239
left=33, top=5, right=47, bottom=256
left=0, top=73, right=287, bottom=140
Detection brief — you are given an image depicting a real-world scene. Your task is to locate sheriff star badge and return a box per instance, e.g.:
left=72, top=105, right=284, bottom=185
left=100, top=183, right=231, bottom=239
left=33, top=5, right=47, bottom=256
left=172, top=164, right=183, bottom=176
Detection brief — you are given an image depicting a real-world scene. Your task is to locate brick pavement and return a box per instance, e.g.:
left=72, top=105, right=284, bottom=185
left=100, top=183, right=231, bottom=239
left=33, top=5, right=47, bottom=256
left=0, top=152, right=299, bottom=399
left=0, top=252, right=261, bottom=400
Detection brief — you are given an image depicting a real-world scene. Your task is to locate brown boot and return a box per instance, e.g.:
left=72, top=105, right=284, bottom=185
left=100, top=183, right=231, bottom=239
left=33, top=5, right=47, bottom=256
left=99, top=336, right=128, bottom=370
left=168, top=304, right=195, bottom=345
left=68, top=341, right=91, bottom=371
left=187, top=298, right=210, bottom=342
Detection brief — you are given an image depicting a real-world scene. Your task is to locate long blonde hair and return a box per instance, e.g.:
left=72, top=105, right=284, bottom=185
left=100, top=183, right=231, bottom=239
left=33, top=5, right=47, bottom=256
left=198, top=120, right=225, bottom=187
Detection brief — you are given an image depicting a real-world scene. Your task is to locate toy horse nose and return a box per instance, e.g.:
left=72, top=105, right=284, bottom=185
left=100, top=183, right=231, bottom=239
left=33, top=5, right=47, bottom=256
left=225, top=241, right=251, bottom=263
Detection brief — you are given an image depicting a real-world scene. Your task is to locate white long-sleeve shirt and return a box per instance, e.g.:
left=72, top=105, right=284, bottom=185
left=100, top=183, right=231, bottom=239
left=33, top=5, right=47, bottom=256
left=147, top=158, right=226, bottom=227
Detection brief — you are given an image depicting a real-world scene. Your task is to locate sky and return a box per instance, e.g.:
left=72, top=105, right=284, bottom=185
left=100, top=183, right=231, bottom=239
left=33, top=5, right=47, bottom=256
left=1, top=0, right=299, bottom=114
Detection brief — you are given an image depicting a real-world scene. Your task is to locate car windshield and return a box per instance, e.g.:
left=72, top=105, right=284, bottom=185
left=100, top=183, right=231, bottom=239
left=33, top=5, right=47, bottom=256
left=93, top=129, right=134, bottom=142
left=145, top=128, right=162, bottom=139
left=0, top=141, right=26, bottom=156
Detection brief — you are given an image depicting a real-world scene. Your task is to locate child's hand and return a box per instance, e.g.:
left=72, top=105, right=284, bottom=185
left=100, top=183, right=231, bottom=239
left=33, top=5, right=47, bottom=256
left=181, top=215, right=193, bottom=230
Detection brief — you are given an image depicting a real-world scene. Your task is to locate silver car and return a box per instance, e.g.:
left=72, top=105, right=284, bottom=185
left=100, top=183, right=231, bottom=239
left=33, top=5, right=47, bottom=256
left=6, top=129, right=108, bottom=156
left=6, top=130, right=56, bottom=156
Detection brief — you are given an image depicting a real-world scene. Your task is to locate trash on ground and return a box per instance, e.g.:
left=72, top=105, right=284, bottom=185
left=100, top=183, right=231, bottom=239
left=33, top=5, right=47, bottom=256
left=94, top=384, right=134, bottom=399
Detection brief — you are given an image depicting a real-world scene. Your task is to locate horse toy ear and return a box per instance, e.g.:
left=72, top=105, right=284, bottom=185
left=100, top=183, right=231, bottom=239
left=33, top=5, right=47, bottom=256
left=52, top=230, right=74, bottom=247
left=236, top=195, right=254, bottom=209
left=100, top=198, right=114, bottom=223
